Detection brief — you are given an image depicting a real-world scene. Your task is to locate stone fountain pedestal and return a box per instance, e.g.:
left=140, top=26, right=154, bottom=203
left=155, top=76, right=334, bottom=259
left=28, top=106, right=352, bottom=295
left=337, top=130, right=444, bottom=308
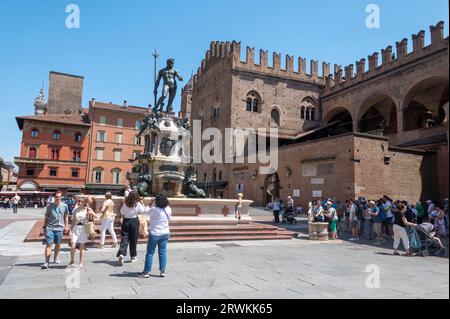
left=88, top=196, right=254, bottom=223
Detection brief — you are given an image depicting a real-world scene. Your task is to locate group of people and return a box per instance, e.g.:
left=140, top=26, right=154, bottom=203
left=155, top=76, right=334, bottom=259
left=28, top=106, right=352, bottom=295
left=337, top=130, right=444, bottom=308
left=268, top=194, right=448, bottom=256
left=1, top=193, right=21, bottom=213
left=341, top=196, right=448, bottom=255
left=41, top=190, right=173, bottom=279
left=267, top=196, right=296, bottom=223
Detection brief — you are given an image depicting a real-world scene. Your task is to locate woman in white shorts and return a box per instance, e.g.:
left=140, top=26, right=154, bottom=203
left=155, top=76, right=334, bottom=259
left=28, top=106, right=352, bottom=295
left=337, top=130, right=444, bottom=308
left=68, top=197, right=97, bottom=268
left=99, top=192, right=117, bottom=249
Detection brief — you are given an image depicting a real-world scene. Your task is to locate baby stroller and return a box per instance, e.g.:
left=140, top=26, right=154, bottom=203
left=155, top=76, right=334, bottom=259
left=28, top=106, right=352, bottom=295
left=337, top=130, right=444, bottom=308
left=282, top=208, right=297, bottom=224
left=411, top=223, right=445, bottom=257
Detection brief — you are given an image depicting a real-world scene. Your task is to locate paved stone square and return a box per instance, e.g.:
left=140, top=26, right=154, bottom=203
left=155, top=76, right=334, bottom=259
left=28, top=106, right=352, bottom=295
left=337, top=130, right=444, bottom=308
left=0, top=208, right=448, bottom=299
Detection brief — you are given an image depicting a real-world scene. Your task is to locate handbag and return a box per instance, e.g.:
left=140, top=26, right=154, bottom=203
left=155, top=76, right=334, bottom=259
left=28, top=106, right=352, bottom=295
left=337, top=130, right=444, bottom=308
left=85, top=210, right=96, bottom=240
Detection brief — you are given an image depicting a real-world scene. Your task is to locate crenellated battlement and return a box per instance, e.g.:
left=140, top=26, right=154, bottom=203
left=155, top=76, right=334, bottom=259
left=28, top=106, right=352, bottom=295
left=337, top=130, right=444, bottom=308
left=323, top=21, right=448, bottom=96
left=192, top=40, right=329, bottom=87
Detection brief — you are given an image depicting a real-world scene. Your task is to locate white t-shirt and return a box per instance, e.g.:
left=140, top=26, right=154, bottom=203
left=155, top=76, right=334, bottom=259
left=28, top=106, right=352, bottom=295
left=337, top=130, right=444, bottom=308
left=120, top=202, right=144, bottom=219
left=144, top=206, right=172, bottom=236
left=350, top=203, right=358, bottom=221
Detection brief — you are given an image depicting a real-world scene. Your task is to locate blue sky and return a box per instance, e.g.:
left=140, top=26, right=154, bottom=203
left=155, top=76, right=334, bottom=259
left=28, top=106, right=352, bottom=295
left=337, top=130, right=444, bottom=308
left=0, top=0, right=448, bottom=163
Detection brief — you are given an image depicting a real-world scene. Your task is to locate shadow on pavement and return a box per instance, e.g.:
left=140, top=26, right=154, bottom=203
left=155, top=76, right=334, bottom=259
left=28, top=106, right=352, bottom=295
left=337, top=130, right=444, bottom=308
left=92, top=260, right=120, bottom=267
left=14, top=262, right=67, bottom=269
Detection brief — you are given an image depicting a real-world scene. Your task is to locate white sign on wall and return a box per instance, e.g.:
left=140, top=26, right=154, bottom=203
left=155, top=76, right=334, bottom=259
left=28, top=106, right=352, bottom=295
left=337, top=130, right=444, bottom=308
left=311, top=178, right=324, bottom=185
left=293, top=189, right=300, bottom=198
left=312, top=190, right=323, bottom=198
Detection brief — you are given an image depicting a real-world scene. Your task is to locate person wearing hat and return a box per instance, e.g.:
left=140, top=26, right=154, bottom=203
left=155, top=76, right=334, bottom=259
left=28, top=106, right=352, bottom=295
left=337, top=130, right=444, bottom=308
left=324, top=201, right=339, bottom=240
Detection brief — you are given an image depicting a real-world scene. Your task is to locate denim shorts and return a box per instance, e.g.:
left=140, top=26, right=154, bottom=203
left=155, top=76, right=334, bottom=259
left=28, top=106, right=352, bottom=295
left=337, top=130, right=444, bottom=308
left=45, top=229, right=63, bottom=245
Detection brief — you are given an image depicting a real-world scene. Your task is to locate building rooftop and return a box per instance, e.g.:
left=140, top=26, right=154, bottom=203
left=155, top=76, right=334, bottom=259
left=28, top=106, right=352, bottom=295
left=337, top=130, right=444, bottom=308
left=16, top=113, right=91, bottom=130
left=90, top=101, right=148, bottom=115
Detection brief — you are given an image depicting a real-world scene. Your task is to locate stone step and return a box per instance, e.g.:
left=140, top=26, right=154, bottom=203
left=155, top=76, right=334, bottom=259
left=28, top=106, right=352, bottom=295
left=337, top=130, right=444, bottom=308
left=24, top=220, right=297, bottom=243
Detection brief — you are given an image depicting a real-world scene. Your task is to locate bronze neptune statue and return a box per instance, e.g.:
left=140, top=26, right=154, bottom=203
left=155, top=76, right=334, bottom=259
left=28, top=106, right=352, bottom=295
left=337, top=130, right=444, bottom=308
left=153, top=58, right=183, bottom=114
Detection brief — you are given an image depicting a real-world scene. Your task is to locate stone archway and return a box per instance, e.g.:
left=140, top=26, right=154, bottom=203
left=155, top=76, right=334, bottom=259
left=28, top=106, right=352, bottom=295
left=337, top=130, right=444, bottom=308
left=402, top=77, right=449, bottom=131
left=356, top=94, right=398, bottom=136
left=323, top=107, right=354, bottom=135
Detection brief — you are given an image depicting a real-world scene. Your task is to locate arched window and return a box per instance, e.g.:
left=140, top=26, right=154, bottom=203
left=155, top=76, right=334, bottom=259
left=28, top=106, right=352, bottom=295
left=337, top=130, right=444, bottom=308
left=245, top=91, right=261, bottom=113
left=213, top=168, right=217, bottom=182
left=112, top=169, right=121, bottom=185
left=31, top=129, right=39, bottom=138
left=271, top=108, right=280, bottom=126
left=75, top=133, right=82, bottom=142
left=28, top=147, right=37, bottom=158
left=301, top=96, right=319, bottom=121
left=219, top=171, right=222, bottom=181
left=52, top=130, right=61, bottom=140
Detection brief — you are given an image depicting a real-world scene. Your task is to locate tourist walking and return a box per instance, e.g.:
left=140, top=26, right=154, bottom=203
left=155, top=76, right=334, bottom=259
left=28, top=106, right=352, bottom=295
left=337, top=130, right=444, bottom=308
left=41, top=191, right=69, bottom=269
left=272, top=198, right=281, bottom=223
left=138, top=193, right=172, bottom=278
left=117, top=191, right=142, bottom=266
left=68, top=197, right=97, bottom=269
left=12, top=193, right=20, bottom=214
left=393, top=204, right=417, bottom=256
left=99, top=192, right=118, bottom=249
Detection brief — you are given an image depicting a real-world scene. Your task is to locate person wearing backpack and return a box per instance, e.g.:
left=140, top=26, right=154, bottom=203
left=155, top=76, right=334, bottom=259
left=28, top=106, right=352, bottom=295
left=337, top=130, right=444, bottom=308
left=138, top=193, right=172, bottom=278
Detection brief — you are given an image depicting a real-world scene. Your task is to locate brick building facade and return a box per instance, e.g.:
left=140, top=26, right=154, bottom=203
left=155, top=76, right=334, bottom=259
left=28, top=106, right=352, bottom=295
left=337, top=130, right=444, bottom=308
left=85, top=100, right=146, bottom=195
left=15, top=73, right=147, bottom=196
left=187, top=21, right=449, bottom=206
left=15, top=113, right=91, bottom=195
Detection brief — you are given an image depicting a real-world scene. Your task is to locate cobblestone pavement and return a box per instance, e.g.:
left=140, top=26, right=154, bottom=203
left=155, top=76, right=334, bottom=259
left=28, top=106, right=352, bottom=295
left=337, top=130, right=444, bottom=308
left=0, top=208, right=448, bottom=299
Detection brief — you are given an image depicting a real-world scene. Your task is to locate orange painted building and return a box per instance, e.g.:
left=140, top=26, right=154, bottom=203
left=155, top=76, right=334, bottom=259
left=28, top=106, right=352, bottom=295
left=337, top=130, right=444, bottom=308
left=85, top=100, right=147, bottom=194
left=15, top=113, right=91, bottom=195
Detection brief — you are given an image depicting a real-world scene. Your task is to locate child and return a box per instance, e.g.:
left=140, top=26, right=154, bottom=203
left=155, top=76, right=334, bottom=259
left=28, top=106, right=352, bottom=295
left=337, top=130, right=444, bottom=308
left=235, top=193, right=243, bottom=222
